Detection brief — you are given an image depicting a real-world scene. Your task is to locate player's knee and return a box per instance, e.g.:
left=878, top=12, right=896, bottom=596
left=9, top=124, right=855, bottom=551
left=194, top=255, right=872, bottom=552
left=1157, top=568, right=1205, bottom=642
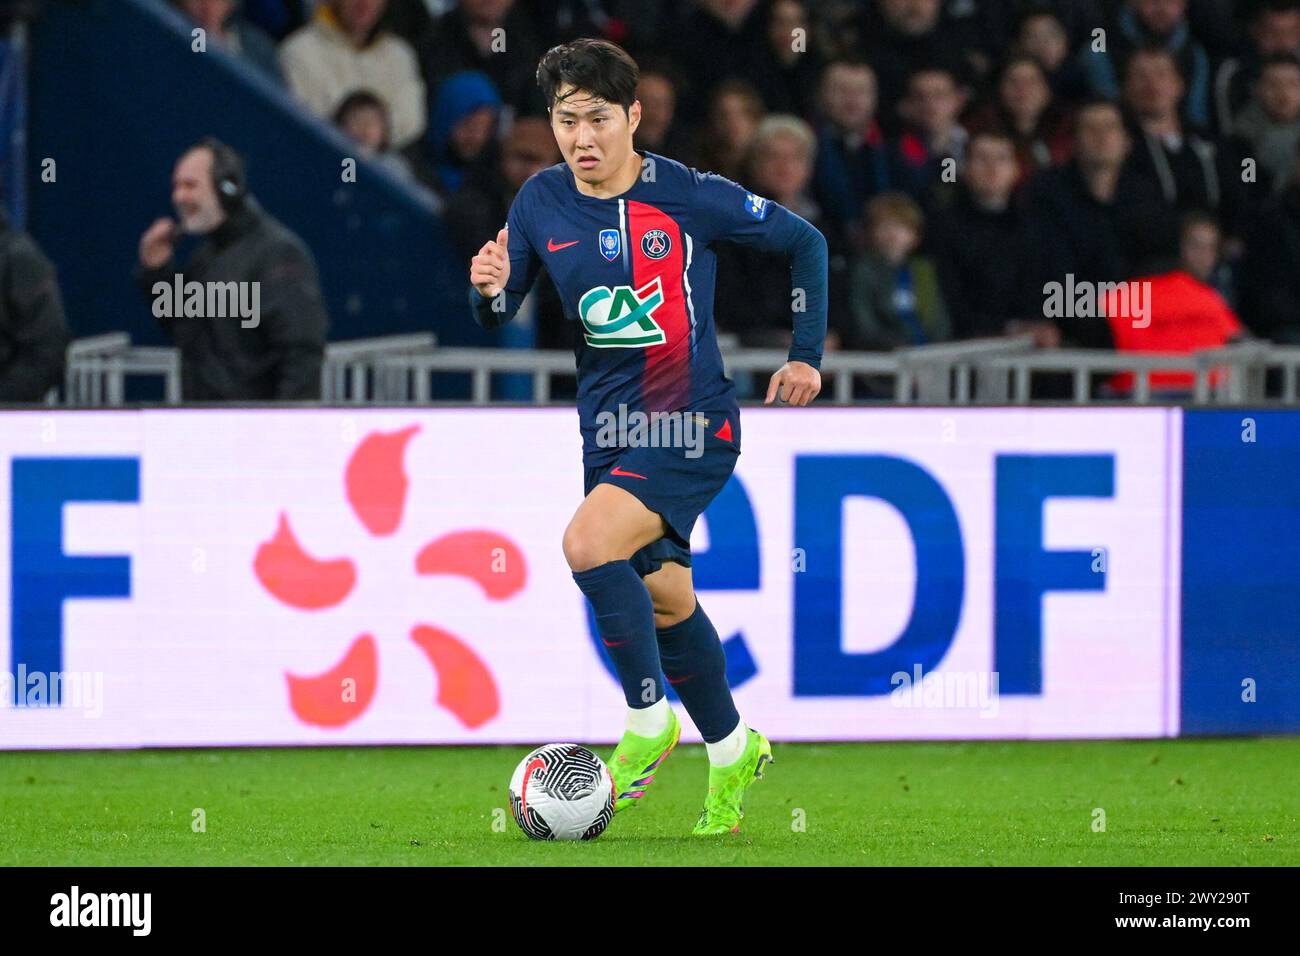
left=562, top=522, right=609, bottom=572
left=652, top=596, right=695, bottom=629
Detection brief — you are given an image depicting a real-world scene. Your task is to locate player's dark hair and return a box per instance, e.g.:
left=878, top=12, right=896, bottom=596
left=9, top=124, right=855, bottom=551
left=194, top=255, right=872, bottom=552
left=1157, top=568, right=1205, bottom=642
left=536, top=38, right=640, bottom=115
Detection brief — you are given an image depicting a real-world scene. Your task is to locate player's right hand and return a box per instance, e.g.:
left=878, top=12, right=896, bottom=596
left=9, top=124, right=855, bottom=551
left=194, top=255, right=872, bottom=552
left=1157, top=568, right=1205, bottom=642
left=139, top=217, right=178, bottom=270
left=470, top=226, right=511, bottom=299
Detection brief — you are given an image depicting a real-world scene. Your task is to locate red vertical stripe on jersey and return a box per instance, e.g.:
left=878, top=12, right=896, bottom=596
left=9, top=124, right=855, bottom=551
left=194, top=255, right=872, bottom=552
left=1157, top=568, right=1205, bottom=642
left=627, top=201, right=690, bottom=412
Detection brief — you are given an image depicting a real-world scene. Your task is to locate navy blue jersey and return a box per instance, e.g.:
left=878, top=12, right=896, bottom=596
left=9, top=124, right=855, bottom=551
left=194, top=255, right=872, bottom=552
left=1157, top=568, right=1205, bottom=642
left=471, top=150, right=827, bottom=466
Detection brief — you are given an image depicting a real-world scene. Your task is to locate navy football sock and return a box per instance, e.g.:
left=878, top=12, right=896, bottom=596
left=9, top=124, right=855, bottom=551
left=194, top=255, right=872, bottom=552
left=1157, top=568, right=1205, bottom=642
left=656, top=600, right=740, bottom=743
left=573, top=560, right=664, bottom=710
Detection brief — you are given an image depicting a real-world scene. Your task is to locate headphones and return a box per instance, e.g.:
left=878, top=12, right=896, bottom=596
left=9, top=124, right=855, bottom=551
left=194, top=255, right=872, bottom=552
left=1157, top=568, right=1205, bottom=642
left=195, top=136, right=247, bottom=213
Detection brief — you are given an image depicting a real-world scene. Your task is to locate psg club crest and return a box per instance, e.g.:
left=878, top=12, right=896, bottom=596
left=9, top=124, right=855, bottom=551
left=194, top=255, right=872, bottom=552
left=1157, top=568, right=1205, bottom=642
left=640, top=229, right=671, bottom=259
left=599, top=228, right=621, bottom=262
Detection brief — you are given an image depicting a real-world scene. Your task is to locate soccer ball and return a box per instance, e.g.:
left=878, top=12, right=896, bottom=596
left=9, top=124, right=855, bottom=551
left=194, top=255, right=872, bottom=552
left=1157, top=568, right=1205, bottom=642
left=508, top=743, right=616, bottom=841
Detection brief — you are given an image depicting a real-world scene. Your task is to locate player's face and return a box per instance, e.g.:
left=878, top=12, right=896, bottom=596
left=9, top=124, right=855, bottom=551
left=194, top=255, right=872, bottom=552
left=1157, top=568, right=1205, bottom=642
left=550, top=86, right=640, bottom=186
left=172, top=149, right=225, bottom=235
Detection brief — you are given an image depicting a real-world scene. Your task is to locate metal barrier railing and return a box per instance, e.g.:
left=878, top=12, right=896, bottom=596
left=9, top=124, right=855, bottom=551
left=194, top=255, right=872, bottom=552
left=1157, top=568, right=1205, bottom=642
left=63, top=334, right=182, bottom=405
left=43, top=335, right=1300, bottom=407
left=370, top=339, right=1049, bottom=405
left=895, top=336, right=1037, bottom=403
left=974, top=350, right=1248, bottom=403
left=374, top=348, right=578, bottom=403
left=322, top=333, right=438, bottom=402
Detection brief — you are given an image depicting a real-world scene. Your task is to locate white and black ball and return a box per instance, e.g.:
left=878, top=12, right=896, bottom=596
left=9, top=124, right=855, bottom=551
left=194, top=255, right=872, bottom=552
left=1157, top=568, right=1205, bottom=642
left=508, top=744, right=615, bottom=841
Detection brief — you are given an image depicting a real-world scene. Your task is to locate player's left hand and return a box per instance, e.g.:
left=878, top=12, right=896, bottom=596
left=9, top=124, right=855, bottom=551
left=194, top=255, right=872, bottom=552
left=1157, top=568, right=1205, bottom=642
left=765, top=361, right=821, bottom=406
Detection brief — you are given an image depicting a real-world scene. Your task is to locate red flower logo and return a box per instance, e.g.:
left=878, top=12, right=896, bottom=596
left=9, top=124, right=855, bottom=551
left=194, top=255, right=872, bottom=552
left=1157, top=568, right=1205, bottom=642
left=252, top=425, right=526, bottom=729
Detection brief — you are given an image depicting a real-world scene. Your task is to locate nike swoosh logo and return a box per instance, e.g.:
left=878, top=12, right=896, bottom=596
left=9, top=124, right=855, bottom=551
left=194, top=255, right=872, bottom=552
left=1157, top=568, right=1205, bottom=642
left=547, top=238, right=579, bottom=251
left=609, top=466, right=647, bottom=480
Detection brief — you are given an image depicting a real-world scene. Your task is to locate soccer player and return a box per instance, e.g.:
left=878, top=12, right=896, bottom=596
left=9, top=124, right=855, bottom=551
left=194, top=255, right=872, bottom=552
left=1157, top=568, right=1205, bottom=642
left=469, top=39, right=827, bottom=835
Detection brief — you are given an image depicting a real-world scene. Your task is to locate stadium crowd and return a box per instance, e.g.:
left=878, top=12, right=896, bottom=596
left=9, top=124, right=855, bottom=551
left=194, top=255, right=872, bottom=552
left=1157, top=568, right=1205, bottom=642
left=4, top=0, right=1300, bottom=402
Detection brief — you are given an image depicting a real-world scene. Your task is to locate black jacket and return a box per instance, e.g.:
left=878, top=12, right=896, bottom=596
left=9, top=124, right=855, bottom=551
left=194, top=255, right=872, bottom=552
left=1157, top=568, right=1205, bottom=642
left=1242, top=184, right=1300, bottom=343
left=928, top=187, right=1040, bottom=339
left=1023, top=161, right=1177, bottom=347
left=137, top=197, right=328, bottom=401
left=0, top=213, right=69, bottom=402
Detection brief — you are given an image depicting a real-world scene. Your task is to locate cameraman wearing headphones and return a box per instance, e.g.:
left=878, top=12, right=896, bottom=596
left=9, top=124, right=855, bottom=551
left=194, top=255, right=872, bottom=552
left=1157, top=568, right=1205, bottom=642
left=136, top=138, right=329, bottom=401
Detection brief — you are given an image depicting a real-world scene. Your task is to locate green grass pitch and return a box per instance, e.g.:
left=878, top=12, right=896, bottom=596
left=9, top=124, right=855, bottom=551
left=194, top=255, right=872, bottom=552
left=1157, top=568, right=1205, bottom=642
left=1, top=738, right=1295, bottom=866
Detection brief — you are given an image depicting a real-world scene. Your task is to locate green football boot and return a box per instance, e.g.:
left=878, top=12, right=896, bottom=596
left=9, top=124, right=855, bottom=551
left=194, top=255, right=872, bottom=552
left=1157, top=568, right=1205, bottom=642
left=609, top=707, right=681, bottom=812
left=691, top=727, right=773, bottom=835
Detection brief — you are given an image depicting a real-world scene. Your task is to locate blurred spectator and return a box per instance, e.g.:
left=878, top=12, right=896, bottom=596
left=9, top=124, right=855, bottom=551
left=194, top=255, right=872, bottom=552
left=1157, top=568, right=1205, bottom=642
left=860, top=0, right=981, bottom=131
left=280, top=0, right=427, bottom=148
left=1080, top=0, right=1212, bottom=128
left=408, top=70, right=502, bottom=198
left=633, top=61, right=695, bottom=163
left=694, top=79, right=766, bottom=182
left=673, top=0, right=769, bottom=125
left=135, top=140, right=329, bottom=401
left=1230, top=53, right=1300, bottom=196
left=0, top=207, right=69, bottom=402
left=333, top=89, right=414, bottom=180
left=174, top=0, right=282, bottom=81
left=1103, top=213, right=1244, bottom=393
left=1212, top=0, right=1300, bottom=135
left=811, top=59, right=907, bottom=255
left=419, top=0, right=543, bottom=116
left=1024, top=99, right=1175, bottom=347
left=240, top=0, right=308, bottom=42
left=929, top=129, right=1040, bottom=339
left=1241, top=140, right=1300, bottom=342
left=894, top=65, right=970, bottom=205
left=1177, top=208, right=1237, bottom=306
left=967, top=55, right=1074, bottom=186
left=444, top=116, right=569, bottom=349
left=1121, top=46, right=1237, bottom=226
left=843, top=192, right=952, bottom=350
left=752, top=0, right=824, bottom=118
left=377, top=0, right=437, bottom=49
left=1015, top=8, right=1090, bottom=104
left=715, top=115, right=849, bottom=351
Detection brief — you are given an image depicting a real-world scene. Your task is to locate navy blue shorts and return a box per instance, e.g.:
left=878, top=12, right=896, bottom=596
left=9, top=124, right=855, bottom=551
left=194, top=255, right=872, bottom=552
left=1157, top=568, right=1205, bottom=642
left=582, top=410, right=741, bottom=578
